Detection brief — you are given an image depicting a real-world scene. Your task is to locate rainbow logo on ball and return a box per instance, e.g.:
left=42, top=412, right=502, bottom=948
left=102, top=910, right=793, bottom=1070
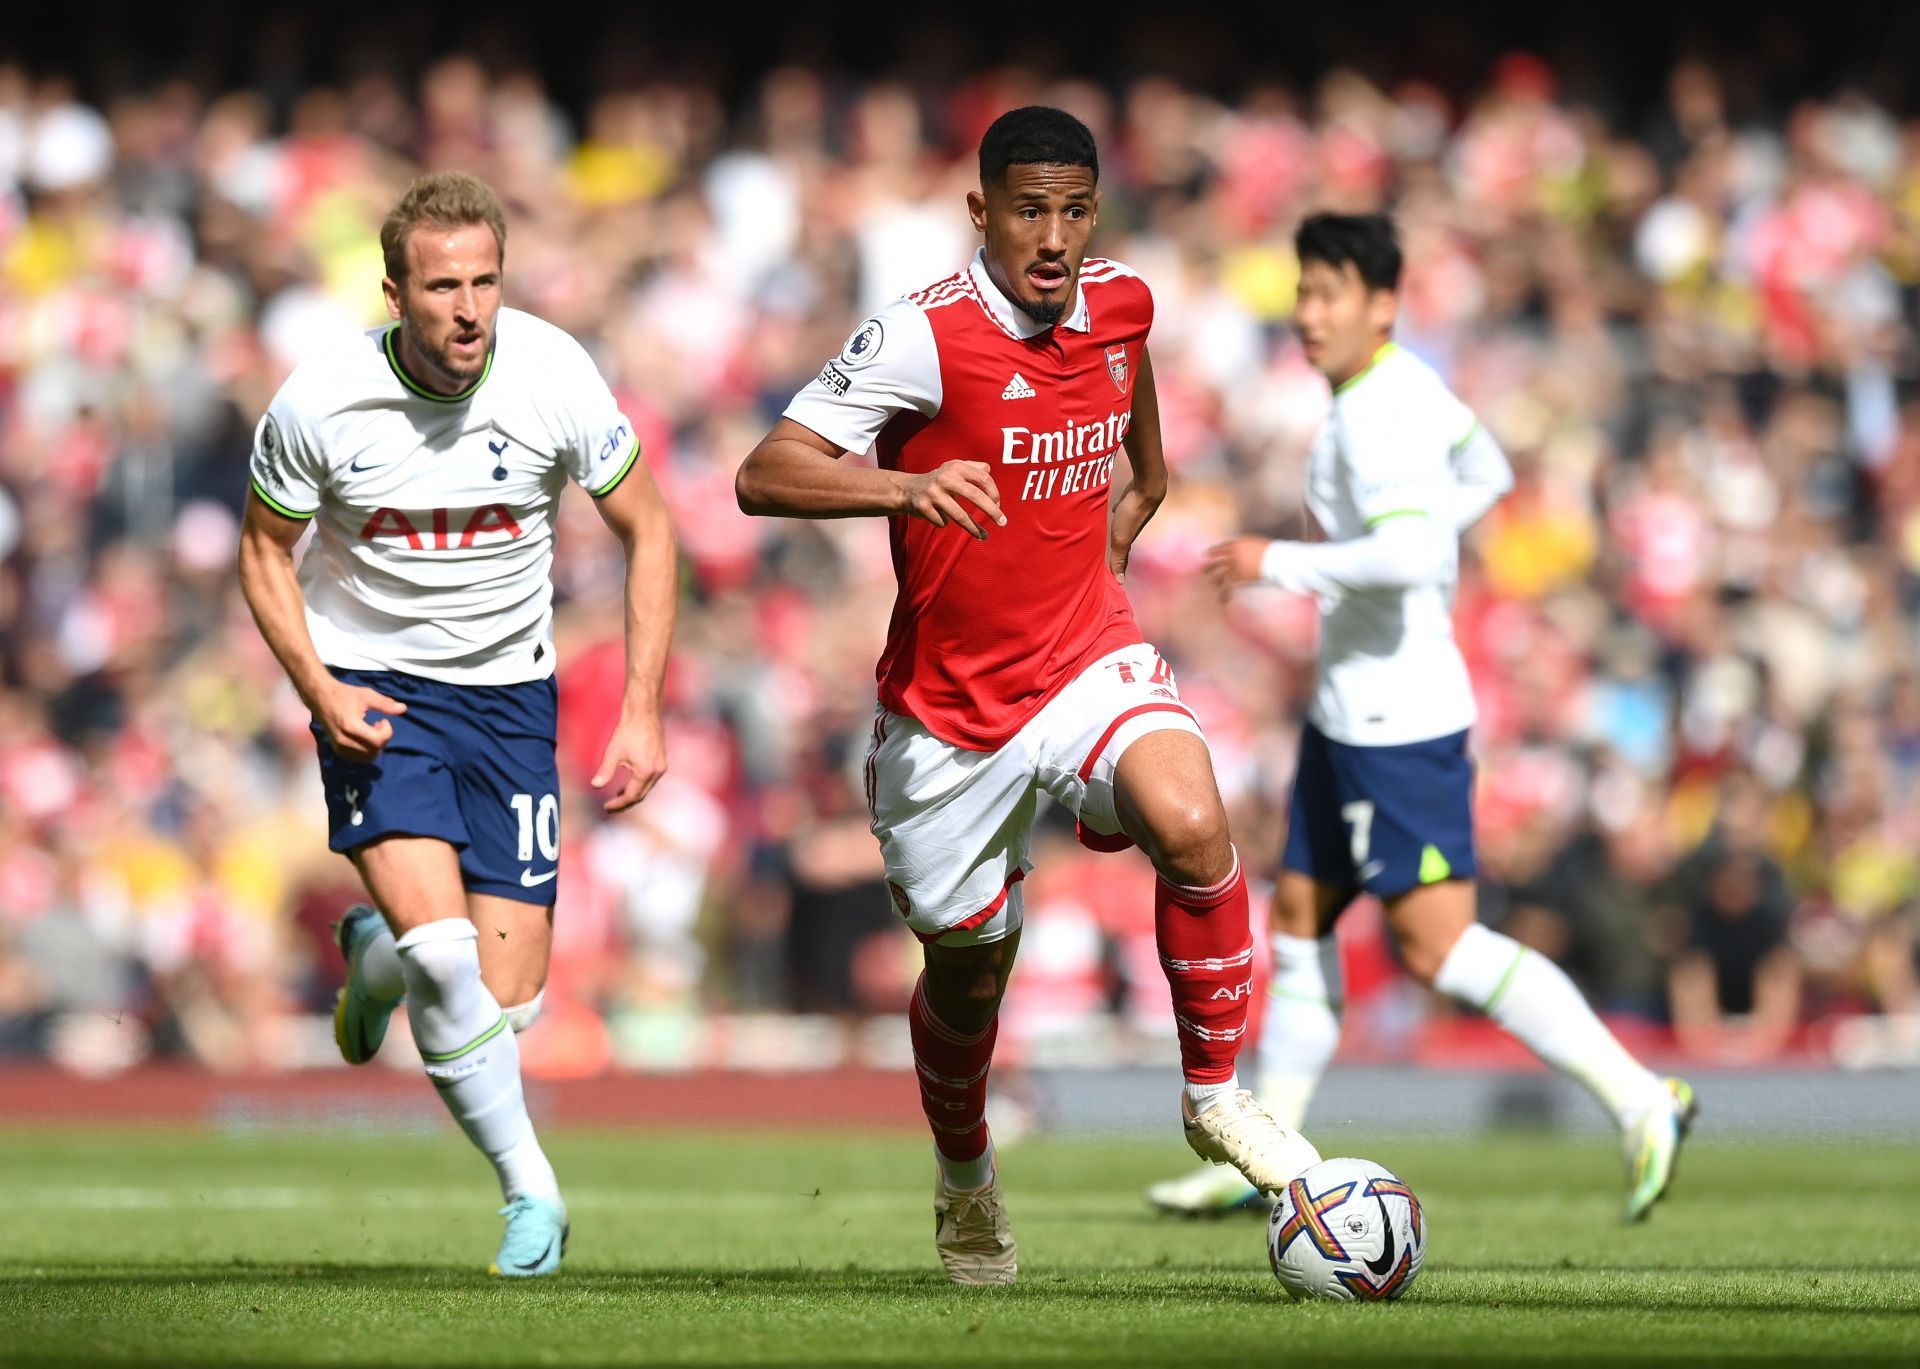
left=1274, top=1176, right=1359, bottom=1262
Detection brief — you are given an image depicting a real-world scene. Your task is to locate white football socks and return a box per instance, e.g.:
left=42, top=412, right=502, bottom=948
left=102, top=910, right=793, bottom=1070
left=1434, top=923, right=1665, bottom=1130
left=1256, top=933, right=1344, bottom=1131
left=1184, top=1072, right=1239, bottom=1118
left=395, top=918, right=561, bottom=1206
left=356, top=918, right=405, bottom=1004
left=936, top=1139, right=996, bottom=1193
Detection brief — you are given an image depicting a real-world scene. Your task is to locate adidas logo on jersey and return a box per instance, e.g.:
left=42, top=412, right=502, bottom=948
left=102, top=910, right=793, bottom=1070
left=1001, top=372, right=1036, bottom=400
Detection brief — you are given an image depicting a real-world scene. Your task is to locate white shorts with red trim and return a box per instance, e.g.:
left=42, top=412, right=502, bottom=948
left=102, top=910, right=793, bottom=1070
left=865, top=642, right=1207, bottom=947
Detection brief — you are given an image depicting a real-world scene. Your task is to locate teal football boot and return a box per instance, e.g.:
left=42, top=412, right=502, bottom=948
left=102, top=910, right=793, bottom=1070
left=490, top=1195, right=569, bottom=1277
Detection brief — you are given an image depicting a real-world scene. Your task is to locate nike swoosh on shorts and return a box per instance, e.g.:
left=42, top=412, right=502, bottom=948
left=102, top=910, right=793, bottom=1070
left=520, top=869, right=557, bottom=887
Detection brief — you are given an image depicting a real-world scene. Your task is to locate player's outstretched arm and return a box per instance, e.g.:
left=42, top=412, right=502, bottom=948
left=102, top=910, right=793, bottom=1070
left=236, top=491, right=406, bottom=761
left=1206, top=515, right=1452, bottom=598
left=736, top=419, right=1006, bottom=539
left=1109, top=347, right=1167, bottom=584
left=588, top=454, right=678, bottom=813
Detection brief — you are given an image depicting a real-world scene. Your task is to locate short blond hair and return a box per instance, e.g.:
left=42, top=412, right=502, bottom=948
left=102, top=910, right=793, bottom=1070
left=380, top=171, right=508, bottom=282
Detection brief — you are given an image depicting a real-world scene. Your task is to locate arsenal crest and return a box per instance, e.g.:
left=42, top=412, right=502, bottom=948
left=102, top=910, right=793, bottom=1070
left=1105, top=344, right=1130, bottom=393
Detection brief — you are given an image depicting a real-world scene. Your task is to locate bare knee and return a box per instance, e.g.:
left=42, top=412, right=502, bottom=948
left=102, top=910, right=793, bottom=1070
left=1386, top=883, right=1476, bottom=985
left=1140, top=799, right=1232, bottom=888
left=1395, top=931, right=1453, bottom=986
left=482, top=962, right=548, bottom=1013
left=1111, top=731, right=1234, bottom=887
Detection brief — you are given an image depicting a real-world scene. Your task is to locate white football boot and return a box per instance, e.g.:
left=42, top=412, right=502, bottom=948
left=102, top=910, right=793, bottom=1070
left=1145, top=1162, right=1267, bottom=1216
left=933, top=1167, right=1017, bottom=1286
left=1181, top=1089, right=1322, bottom=1193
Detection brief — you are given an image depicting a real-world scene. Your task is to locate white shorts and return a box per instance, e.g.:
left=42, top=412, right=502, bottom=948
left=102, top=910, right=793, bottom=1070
left=864, top=642, right=1207, bottom=947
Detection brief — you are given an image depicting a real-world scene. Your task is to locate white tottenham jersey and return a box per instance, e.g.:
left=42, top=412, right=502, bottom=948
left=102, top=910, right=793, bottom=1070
left=1301, top=342, right=1490, bottom=746
left=248, top=307, right=640, bottom=685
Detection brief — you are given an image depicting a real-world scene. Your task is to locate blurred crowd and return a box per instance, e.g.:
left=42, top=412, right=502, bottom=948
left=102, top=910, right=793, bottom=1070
left=3, top=25, right=1920, bottom=1076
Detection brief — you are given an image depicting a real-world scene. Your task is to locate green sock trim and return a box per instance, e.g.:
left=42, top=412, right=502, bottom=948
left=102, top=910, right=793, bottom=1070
left=1483, top=947, right=1528, bottom=1015
left=418, top=1013, right=506, bottom=1063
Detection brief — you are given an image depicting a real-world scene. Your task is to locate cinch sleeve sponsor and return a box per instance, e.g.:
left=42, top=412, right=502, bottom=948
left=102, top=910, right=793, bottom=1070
left=782, top=298, right=942, bottom=455
left=553, top=338, right=642, bottom=498
left=248, top=390, right=323, bottom=520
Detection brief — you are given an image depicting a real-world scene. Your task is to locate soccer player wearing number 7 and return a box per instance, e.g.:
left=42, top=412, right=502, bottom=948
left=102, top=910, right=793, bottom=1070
left=1148, top=213, right=1694, bottom=1223
left=237, top=173, right=678, bottom=1276
left=737, top=107, right=1320, bottom=1286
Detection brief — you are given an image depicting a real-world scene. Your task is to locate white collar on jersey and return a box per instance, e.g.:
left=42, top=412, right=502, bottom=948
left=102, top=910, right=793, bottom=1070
left=966, top=248, right=1092, bottom=339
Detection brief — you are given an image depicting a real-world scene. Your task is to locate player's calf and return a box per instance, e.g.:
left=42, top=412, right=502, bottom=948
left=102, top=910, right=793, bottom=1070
left=397, top=917, right=566, bottom=1270
left=914, top=936, right=1015, bottom=1196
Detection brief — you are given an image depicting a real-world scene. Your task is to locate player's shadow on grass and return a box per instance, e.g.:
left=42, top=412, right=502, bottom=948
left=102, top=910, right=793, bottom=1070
left=0, top=1265, right=1281, bottom=1304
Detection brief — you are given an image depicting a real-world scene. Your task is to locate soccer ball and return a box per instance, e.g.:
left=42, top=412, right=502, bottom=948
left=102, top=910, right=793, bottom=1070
left=1267, top=1157, right=1425, bottom=1302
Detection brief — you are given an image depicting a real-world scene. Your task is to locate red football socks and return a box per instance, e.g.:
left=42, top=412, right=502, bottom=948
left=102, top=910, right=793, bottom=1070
left=1154, top=850, right=1254, bottom=1085
left=908, top=974, right=997, bottom=1165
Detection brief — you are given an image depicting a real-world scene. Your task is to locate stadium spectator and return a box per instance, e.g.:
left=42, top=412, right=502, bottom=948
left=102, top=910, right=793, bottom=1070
left=1664, top=775, right=1803, bottom=1061
left=2, top=19, right=1919, bottom=1072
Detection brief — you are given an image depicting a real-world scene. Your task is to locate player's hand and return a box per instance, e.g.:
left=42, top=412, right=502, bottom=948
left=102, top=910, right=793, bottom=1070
left=899, top=461, right=1006, bottom=540
left=1204, top=536, right=1273, bottom=595
left=313, top=682, right=408, bottom=763
left=592, top=709, right=668, bottom=813
left=1107, top=481, right=1164, bottom=584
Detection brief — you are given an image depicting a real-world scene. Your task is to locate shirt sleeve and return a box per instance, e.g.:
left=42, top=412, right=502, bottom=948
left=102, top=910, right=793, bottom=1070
left=1257, top=516, right=1455, bottom=595
left=247, top=382, right=325, bottom=520
left=782, top=299, right=941, bottom=454
left=552, top=340, right=641, bottom=498
left=1448, top=415, right=1513, bottom=534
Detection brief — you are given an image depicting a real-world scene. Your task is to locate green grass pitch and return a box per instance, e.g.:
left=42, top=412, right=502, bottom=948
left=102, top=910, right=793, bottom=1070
left=2, top=1127, right=1916, bottom=1366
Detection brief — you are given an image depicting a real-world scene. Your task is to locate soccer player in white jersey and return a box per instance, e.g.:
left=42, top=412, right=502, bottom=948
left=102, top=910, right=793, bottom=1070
left=237, top=173, right=677, bottom=1276
left=1148, top=213, right=1694, bottom=1222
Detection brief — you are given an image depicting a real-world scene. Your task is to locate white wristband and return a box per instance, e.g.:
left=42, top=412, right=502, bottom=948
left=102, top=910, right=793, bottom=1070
left=1258, top=539, right=1298, bottom=589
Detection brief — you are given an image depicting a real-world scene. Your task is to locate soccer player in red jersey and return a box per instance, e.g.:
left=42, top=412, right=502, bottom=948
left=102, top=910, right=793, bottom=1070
left=737, top=106, right=1320, bottom=1284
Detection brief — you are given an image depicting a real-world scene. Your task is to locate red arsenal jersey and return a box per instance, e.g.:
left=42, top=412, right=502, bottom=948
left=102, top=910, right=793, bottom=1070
left=784, top=250, right=1149, bottom=750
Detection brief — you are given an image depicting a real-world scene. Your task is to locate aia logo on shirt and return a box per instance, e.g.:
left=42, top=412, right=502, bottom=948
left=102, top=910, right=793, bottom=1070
left=1105, top=345, right=1130, bottom=394
left=359, top=505, right=524, bottom=549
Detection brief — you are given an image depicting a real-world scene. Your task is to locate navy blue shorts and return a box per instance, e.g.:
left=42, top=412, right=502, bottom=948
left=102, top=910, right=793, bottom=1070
left=1281, top=723, right=1476, bottom=909
left=311, top=668, right=561, bottom=905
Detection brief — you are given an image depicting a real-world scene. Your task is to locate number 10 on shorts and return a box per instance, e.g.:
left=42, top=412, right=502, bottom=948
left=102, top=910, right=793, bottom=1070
left=510, top=792, right=559, bottom=862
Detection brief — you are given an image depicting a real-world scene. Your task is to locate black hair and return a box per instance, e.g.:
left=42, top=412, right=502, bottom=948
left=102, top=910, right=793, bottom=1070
left=978, top=106, right=1098, bottom=186
left=1294, top=213, right=1402, bottom=292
